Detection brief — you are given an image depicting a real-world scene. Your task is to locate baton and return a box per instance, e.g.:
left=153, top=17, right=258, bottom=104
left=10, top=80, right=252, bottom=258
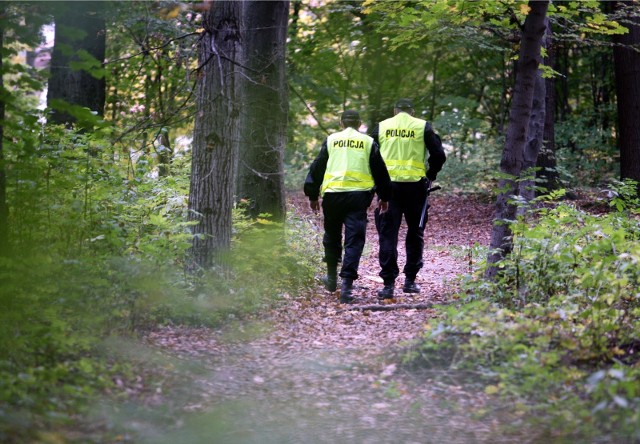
left=419, top=185, right=441, bottom=229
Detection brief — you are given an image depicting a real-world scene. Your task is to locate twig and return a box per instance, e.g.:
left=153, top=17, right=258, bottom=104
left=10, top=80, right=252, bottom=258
left=337, top=303, right=433, bottom=313
left=106, top=32, right=200, bottom=65
left=288, top=83, right=330, bottom=135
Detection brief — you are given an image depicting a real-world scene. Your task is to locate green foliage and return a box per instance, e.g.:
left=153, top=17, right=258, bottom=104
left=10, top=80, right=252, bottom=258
left=554, top=111, right=618, bottom=187
left=174, top=202, right=318, bottom=326
left=434, top=138, right=502, bottom=195
left=2, top=0, right=637, bottom=440
left=47, top=99, right=109, bottom=130
left=1, top=110, right=320, bottom=440
left=0, top=254, right=132, bottom=441
left=433, top=96, right=503, bottom=194
left=407, top=199, right=640, bottom=439
left=605, top=179, right=640, bottom=213
left=287, top=1, right=627, bottom=198
left=104, top=1, right=200, bottom=170
left=233, top=202, right=318, bottom=291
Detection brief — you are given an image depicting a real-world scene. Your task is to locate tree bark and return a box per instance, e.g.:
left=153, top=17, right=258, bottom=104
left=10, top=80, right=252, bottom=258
left=236, top=1, right=289, bottom=221
left=188, top=1, right=242, bottom=269
left=46, top=1, right=106, bottom=125
left=486, top=0, right=549, bottom=279
left=537, top=19, right=559, bottom=192
left=518, top=19, right=547, bottom=213
left=613, top=1, right=640, bottom=188
left=157, top=131, right=173, bottom=177
left=518, top=69, right=545, bottom=211
left=555, top=40, right=571, bottom=122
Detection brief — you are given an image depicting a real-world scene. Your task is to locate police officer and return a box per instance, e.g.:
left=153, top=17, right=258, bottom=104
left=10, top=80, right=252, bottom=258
left=304, top=110, right=392, bottom=304
left=370, top=98, right=446, bottom=299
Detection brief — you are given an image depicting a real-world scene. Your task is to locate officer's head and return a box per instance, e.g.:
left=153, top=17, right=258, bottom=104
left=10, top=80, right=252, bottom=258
left=340, top=109, right=361, bottom=129
left=393, top=98, right=415, bottom=116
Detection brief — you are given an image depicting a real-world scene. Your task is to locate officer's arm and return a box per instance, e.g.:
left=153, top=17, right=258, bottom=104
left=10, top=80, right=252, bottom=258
left=423, top=123, right=446, bottom=181
left=369, top=123, right=381, bottom=145
left=369, top=143, right=392, bottom=202
left=303, top=140, right=329, bottom=203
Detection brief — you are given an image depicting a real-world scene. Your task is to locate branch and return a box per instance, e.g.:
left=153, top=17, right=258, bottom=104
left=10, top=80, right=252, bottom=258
left=337, top=303, right=433, bottom=313
left=288, top=83, right=330, bottom=135
left=239, top=161, right=284, bottom=179
left=111, top=77, right=198, bottom=146
left=106, top=32, right=200, bottom=65
left=194, top=30, right=262, bottom=75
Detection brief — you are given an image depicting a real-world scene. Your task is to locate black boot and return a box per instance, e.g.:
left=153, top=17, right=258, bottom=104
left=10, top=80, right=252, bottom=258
left=402, top=278, right=421, bottom=294
left=377, top=282, right=395, bottom=300
left=340, top=278, right=354, bottom=303
left=322, top=266, right=337, bottom=292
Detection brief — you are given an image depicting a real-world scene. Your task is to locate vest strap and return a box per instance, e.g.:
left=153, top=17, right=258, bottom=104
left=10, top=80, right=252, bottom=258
left=384, top=159, right=424, bottom=169
left=323, top=170, right=374, bottom=182
left=324, top=179, right=374, bottom=191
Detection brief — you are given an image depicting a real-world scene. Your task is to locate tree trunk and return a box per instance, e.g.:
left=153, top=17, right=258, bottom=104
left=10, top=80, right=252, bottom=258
left=613, top=1, right=640, bottom=187
left=518, top=60, right=546, bottom=213
left=555, top=41, right=571, bottom=122
left=537, top=19, right=559, bottom=192
left=157, top=131, right=173, bottom=177
left=486, top=0, right=549, bottom=279
left=188, top=1, right=242, bottom=270
left=46, top=1, right=106, bottom=125
left=429, top=50, right=441, bottom=123
left=0, top=18, right=7, bottom=256
left=519, top=17, right=549, bottom=212
left=236, top=1, right=289, bottom=221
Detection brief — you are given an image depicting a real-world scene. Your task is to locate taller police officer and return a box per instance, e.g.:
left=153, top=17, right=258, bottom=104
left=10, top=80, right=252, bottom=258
left=304, top=110, right=392, bottom=304
left=370, top=98, right=446, bottom=300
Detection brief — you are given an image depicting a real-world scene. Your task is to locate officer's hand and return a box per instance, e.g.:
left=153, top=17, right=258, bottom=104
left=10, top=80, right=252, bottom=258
left=310, top=200, right=320, bottom=213
left=425, top=178, right=432, bottom=193
left=378, top=200, right=389, bottom=214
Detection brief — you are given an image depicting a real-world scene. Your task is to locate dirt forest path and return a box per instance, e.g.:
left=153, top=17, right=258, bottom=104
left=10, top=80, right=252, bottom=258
left=142, top=194, right=505, bottom=444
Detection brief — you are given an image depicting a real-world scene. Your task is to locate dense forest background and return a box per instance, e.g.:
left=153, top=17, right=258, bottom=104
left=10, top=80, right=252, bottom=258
left=1, top=1, right=639, bottom=442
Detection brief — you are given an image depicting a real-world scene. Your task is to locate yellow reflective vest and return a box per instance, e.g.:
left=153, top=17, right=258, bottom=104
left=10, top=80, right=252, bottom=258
left=320, top=127, right=375, bottom=196
left=378, top=112, right=426, bottom=182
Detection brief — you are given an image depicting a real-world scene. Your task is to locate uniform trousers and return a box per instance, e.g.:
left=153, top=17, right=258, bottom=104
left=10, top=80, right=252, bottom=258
left=321, top=191, right=372, bottom=280
left=374, top=180, right=427, bottom=284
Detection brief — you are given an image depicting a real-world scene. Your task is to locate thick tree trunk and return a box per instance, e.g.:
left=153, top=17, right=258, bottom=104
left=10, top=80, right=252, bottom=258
left=46, top=1, right=106, bottom=125
left=0, top=21, right=7, bottom=256
left=519, top=17, right=549, bottom=212
left=613, top=1, right=640, bottom=187
left=486, top=0, right=549, bottom=279
left=236, top=1, right=289, bottom=221
left=518, top=64, right=546, bottom=213
left=537, top=19, right=559, bottom=192
left=188, top=1, right=242, bottom=269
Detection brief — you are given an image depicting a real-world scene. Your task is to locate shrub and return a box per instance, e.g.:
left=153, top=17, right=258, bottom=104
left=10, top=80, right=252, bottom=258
left=406, top=188, right=640, bottom=440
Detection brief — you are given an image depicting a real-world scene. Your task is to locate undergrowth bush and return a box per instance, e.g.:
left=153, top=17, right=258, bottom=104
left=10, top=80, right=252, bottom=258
left=1, top=123, right=317, bottom=441
left=406, top=182, right=640, bottom=440
left=555, top=114, right=619, bottom=188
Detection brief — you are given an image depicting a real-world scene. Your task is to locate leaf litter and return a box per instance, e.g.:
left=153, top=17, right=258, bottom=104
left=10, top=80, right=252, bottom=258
left=131, top=194, right=532, bottom=443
